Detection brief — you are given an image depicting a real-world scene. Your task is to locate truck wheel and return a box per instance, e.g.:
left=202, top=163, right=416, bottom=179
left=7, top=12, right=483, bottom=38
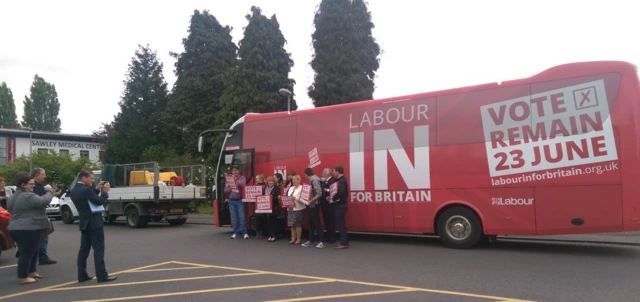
left=436, top=206, right=483, bottom=249
left=168, top=218, right=187, bottom=226
left=125, top=208, right=149, bottom=228
left=61, top=206, right=75, bottom=224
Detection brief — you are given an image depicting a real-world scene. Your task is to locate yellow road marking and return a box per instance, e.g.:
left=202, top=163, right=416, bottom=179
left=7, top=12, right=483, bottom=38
left=40, top=272, right=265, bottom=292
left=0, top=261, right=175, bottom=301
left=122, top=266, right=214, bottom=273
left=70, top=280, right=334, bottom=302
left=171, top=261, right=537, bottom=302
left=263, top=289, right=417, bottom=301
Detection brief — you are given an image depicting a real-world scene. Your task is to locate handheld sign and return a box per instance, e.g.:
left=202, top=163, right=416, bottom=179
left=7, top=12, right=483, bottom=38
left=299, top=184, right=312, bottom=205
left=280, top=196, right=295, bottom=208
left=243, top=185, right=263, bottom=202
left=329, top=182, right=338, bottom=201
left=226, top=175, right=238, bottom=193
left=255, top=195, right=272, bottom=213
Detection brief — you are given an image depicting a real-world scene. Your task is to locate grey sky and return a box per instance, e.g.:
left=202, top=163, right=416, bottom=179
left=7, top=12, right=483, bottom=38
left=0, top=0, right=636, bottom=134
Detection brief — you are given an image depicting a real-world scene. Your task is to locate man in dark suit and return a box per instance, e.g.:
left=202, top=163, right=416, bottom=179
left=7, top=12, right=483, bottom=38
left=70, top=169, right=117, bottom=283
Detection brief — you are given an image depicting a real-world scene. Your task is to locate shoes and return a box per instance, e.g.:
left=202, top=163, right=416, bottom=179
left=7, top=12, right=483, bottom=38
left=78, top=275, right=94, bottom=283
left=97, top=276, right=118, bottom=283
left=39, top=258, right=57, bottom=265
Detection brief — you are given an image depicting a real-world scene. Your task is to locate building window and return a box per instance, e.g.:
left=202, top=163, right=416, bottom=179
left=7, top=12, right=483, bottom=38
left=99, top=150, right=104, bottom=162
left=0, top=137, right=7, bottom=167
left=38, top=148, right=48, bottom=154
left=80, top=150, right=89, bottom=158
left=59, top=149, right=69, bottom=155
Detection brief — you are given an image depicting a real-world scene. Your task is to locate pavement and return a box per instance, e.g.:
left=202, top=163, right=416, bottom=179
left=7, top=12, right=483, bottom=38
left=0, top=219, right=639, bottom=301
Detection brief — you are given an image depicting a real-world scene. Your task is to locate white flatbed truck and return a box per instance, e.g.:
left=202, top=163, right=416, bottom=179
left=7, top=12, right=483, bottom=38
left=59, top=162, right=207, bottom=228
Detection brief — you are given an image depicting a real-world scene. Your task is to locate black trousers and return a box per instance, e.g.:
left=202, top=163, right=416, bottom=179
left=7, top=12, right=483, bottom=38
left=307, top=205, right=324, bottom=243
left=321, top=203, right=335, bottom=242
left=334, top=204, right=349, bottom=246
left=266, top=214, right=278, bottom=237
left=10, top=230, right=40, bottom=279
left=78, top=227, right=108, bottom=280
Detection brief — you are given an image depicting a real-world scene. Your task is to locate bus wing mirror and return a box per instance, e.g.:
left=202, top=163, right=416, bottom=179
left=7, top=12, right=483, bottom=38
left=198, top=136, right=204, bottom=153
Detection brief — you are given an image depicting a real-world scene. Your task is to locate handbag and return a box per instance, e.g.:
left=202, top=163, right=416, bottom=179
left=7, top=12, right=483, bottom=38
left=43, top=219, right=54, bottom=236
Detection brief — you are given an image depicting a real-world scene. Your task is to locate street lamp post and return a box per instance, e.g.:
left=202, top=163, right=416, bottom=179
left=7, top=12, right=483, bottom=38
left=278, top=88, right=292, bottom=115
left=21, top=127, right=33, bottom=171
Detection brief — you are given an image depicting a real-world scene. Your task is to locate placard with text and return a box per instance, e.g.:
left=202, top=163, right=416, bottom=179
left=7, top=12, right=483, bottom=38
left=226, top=175, right=238, bottom=193
left=329, top=182, right=338, bottom=201
left=280, top=196, right=295, bottom=208
left=243, top=185, right=263, bottom=202
left=255, top=195, right=272, bottom=213
left=300, top=184, right=312, bottom=205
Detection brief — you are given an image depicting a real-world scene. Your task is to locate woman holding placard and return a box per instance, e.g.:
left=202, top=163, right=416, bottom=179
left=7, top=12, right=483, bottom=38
left=286, top=175, right=305, bottom=245
left=262, top=176, right=281, bottom=242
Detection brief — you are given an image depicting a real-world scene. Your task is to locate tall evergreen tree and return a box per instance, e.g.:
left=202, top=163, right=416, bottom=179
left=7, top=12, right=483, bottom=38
left=308, top=0, right=381, bottom=107
left=21, top=75, right=62, bottom=132
left=166, top=10, right=238, bottom=159
left=102, top=44, right=170, bottom=164
left=0, top=82, right=19, bottom=129
left=218, top=6, right=296, bottom=129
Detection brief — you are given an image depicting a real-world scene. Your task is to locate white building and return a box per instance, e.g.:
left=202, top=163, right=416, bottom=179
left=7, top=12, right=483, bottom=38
left=0, top=128, right=103, bottom=167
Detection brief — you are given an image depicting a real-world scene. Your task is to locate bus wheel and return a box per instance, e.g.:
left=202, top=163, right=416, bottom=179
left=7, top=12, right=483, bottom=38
left=436, top=207, right=483, bottom=249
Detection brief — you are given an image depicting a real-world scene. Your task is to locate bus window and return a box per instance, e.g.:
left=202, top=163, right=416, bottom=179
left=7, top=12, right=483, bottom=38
left=231, top=150, right=254, bottom=183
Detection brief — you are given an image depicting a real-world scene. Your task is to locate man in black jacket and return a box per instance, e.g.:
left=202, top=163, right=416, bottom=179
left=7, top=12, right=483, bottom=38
left=321, top=168, right=336, bottom=244
left=70, top=170, right=117, bottom=283
left=330, top=165, right=349, bottom=249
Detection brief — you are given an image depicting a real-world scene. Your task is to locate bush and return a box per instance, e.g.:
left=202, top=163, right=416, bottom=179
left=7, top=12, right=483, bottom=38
left=0, top=150, right=101, bottom=186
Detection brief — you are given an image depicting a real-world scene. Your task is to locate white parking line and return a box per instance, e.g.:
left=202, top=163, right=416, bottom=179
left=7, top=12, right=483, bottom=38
left=0, top=264, right=17, bottom=270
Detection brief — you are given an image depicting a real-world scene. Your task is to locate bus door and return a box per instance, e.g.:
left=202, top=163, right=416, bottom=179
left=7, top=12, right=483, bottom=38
left=215, top=149, right=255, bottom=226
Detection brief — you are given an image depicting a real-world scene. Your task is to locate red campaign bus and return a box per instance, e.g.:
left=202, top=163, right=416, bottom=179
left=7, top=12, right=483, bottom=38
left=209, top=60, right=640, bottom=249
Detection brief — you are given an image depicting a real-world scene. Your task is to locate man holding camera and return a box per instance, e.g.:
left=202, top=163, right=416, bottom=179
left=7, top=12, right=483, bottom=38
left=71, top=170, right=117, bottom=283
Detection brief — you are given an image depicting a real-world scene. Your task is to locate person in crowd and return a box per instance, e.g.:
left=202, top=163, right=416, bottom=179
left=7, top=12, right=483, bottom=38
left=7, top=172, right=54, bottom=284
left=285, top=171, right=296, bottom=188
left=275, top=173, right=286, bottom=189
left=225, top=166, right=249, bottom=239
left=251, top=174, right=267, bottom=239
left=254, top=174, right=265, bottom=186
left=321, top=168, right=336, bottom=244
left=262, top=176, right=281, bottom=242
left=286, top=175, right=306, bottom=245
left=30, top=168, right=60, bottom=265
left=331, top=165, right=350, bottom=249
left=71, top=169, right=117, bottom=283
left=302, top=168, right=325, bottom=248
left=0, top=176, right=13, bottom=210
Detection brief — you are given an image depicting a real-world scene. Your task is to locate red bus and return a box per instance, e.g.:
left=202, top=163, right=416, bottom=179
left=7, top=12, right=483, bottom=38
left=209, top=60, right=640, bottom=249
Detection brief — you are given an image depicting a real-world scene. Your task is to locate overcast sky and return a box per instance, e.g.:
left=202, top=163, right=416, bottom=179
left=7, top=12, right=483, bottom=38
left=0, top=0, right=637, bottom=135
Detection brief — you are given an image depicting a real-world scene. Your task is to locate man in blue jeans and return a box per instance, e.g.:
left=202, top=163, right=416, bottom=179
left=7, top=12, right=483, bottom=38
left=224, top=166, right=249, bottom=239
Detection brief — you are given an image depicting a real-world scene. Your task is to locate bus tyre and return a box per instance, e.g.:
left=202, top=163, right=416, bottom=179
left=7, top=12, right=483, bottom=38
left=125, top=208, right=149, bottom=228
left=168, top=218, right=187, bottom=226
left=61, top=206, right=74, bottom=224
left=436, top=207, right=483, bottom=249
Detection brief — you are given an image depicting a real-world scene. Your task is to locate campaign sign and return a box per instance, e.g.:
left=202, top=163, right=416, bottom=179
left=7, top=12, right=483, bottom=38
left=243, top=185, right=263, bottom=202
left=329, top=182, right=338, bottom=201
left=226, top=175, right=238, bottom=193
left=256, top=195, right=272, bottom=213
left=299, top=184, right=312, bottom=205
left=281, top=196, right=296, bottom=208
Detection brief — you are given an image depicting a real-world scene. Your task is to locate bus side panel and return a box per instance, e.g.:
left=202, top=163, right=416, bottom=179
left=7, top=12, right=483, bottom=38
left=617, top=69, right=640, bottom=231
left=534, top=185, right=623, bottom=235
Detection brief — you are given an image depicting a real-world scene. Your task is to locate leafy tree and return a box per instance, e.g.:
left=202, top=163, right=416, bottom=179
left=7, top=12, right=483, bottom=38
left=103, top=44, right=171, bottom=164
left=307, top=0, right=381, bottom=107
left=166, top=10, right=238, bottom=161
left=91, top=122, right=114, bottom=144
left=21, top=75, right=62, bottom=132
left=0, top=82, right=19, bottom=129
left=218, top=6, right=296, bottom=131
left=0, top=150, right=100, bottom=187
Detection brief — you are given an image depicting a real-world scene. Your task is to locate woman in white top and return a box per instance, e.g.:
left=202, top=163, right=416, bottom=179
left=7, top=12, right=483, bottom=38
left=286, top=175, right=306, bottom=245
